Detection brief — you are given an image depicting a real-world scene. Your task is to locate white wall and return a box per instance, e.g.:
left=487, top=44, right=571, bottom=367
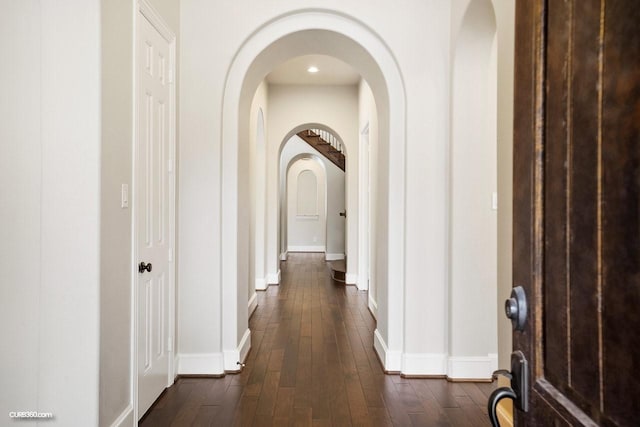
left=400, top=1, right=451, bottom=373
left=1, top=1, right=102, bottom=425
left=267, top=84, right=358, bottom=281
left=279, top=136, right=346, bottom=258
left=178, top=0, right=230, bottom=371
left=493, top=0, right=515, bottom=372
left=179, top=0, right=444, bottom=375
left=287, top=160, right=327, bottom=250
left=358, top=80, right=380, bottom=312
left=249, top=82, right=268, bottom=299
left=179, top=0, right=508, bottom=377
left=100, top=0, right=134, bottom=423
left=449, top=0, right=499, bottom=378
left=451, top=0, right=515, bottom=372
left=1, top=2, right=43, bottom=421
left=100, top=0, right=180, bottom=424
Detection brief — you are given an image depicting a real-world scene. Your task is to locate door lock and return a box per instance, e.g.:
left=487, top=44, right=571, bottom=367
left=138, top=262, right=152, bottom=273
left=505, top=286, right=527, bottom=331
left=488, top=351, right=529, bottom=426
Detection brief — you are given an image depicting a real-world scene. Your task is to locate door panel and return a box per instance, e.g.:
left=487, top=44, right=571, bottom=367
left=137, top=13, right=172, bottom=418
left=513, top=0, right=640, bottom=425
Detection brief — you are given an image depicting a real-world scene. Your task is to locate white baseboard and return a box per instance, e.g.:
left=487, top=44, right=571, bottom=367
left=267, top=270, right=280, bottom=285
left=373, top=329, right=401, bottom=372
left=239, top=329, right=251, bottom=363
left=223, top=328, right=251, bottom=371
left=177, top=353, right=224, bottom=375
left=368, top=296, right=378, bottom=319
left=279, top=251, right=288, bottom=261
left=346, top=273, right=357, bottom=285
left=287, top=245, right=325, bottom=252
left=447, top=353, right=498, bottom=380
left=402, top=353, right=447, bottom=376
left=255, top=277, right=267, bottom=291
left=109, top=404, right=133, bottom=427
left=325, top=253, right=345, bottom=261
left=248, top=292, right=258, bottom=317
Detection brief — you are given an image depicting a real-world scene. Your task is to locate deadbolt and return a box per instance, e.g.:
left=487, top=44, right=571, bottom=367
left=505, top=286, right=527, bottom=331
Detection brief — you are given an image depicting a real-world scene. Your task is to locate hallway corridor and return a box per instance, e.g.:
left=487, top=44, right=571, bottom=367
left=140, top=254, right=495, bottom=426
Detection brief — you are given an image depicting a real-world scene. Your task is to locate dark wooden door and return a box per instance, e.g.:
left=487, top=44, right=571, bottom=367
left=513, top=1, right=640, bottom=425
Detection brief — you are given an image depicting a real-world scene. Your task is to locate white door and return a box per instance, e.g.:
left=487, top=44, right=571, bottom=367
left=136, top=11, right=173, bottom=418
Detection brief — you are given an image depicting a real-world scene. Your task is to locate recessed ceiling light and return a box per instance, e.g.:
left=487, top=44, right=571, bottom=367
left=307, top=66, right=319, bottom=73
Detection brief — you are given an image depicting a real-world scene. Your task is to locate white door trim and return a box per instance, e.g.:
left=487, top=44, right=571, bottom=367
left=132, top=0, right=176, bottom=421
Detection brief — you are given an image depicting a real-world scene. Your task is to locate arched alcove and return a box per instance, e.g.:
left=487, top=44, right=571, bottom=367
left=449, top=0, right=499, bottom=378
left=278, top=132, right=345, bottom=263
left=285, top=158, right=327, bottom=253
left=219, top=10, right=407, bottom=372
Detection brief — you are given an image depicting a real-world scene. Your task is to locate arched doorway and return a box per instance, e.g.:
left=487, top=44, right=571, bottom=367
left=219, top=11, right=407, bottom=372
left=278, top=130, right=346, bottom=265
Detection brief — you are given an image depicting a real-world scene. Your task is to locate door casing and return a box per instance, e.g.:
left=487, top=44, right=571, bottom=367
left=132, top=0, right=177, bottom=420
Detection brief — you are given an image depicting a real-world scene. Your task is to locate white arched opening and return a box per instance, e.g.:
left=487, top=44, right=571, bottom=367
left=448, top=0, right=498, bottom=379
left=285, top=158, right=327, bottom=253
left=219, top=10, right=407, bottom=372
left=278, top=130, right=345, bottom=263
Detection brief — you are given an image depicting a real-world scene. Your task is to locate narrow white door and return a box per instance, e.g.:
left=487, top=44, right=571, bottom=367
left=136, top=12, right=172, bottom=418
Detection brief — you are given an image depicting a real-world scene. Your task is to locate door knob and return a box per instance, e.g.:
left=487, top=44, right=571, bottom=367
left=138, top=262, right=152, bottom=273
left=339, top=210, right=346, bottom=217
left=505, top=286, right=527, bottom=331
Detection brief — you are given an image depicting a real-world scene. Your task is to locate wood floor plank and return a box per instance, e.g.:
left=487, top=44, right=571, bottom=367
left=191, top=405, right=221, bottom=427
left=139, top=254, right=494, bottom=427
left=273, top=387, right=295, bottom=419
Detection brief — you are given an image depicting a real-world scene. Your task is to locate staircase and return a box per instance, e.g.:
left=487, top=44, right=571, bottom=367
left=296, top=129, right=346, bottom=171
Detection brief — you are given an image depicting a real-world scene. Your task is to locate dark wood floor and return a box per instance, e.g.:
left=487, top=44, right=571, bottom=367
left=140, top=253, right=495, bottom=426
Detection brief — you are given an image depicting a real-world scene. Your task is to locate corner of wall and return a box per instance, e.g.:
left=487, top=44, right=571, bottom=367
left=373, top=329, right=402, bottom=372
left=346, top=273, right=358, bottom=285
left=255, top=277, right=268, bottom=291
left=267, top=270, right=281, bottom=284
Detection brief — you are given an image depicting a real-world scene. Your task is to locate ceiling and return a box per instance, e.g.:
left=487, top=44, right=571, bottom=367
left=266, top=55, right=361, bottom=86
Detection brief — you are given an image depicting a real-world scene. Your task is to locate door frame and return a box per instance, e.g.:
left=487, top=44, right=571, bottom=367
left=132, top=0, right=177, bottom=420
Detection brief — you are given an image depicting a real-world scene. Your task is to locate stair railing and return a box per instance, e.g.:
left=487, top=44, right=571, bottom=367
left=308, top=128, right=343, bottom=155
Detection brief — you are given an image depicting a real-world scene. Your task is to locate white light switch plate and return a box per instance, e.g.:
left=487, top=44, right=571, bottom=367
left=121, top=184, right=129, bottom=208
